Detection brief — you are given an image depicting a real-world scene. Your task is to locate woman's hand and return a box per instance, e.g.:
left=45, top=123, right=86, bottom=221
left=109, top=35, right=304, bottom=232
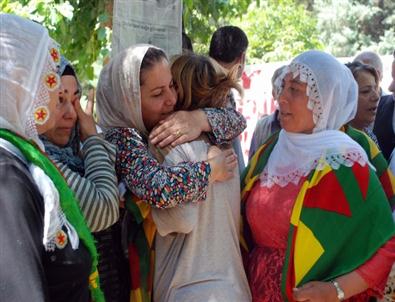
left=293, top=281, right=339, bottom=302
left=149, top=110, right=210, bottom=148
left=293, top=271, right=369, bottom=302
left=207, top=146, right=237, bottom=182
left=74, top=94, right=97, bottom=142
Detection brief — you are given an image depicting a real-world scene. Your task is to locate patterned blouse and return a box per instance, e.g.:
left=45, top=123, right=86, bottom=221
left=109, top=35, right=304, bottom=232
left=105, top=108, right=246, bottom=209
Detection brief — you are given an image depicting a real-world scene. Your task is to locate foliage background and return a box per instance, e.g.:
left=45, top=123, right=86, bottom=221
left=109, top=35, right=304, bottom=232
left=1, top=0, right=394, bottom=86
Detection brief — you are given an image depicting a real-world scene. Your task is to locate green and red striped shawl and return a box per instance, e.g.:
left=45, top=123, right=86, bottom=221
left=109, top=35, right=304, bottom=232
left=241, top=128, right=395, bottom=302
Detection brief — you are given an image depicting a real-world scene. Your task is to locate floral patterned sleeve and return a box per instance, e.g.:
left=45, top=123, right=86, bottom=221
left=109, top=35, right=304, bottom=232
left=203, top=107, right=247, bottom=145
left=106, top=128, right=211, bottom=209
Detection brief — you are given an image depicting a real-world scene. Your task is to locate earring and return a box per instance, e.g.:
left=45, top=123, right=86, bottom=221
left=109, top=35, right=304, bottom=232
left=34, top=106, right=50, bottom=125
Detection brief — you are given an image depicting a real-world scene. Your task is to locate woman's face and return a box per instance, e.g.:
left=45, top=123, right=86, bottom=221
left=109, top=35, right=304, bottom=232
left=43, top=75, right=79, bottom=146
left=278, top=73, right=315, bottom=134
left=352, top=71, right=379, bottom=129
left=140, top=58, right=177, bottom=131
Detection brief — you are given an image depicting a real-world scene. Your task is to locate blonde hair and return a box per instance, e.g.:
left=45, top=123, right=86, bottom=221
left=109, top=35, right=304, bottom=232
left=171, top=54, right=242, bottom=110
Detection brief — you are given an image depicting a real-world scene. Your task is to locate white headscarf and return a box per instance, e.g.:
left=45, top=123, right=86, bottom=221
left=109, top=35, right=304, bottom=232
left=0, top=13, right=60, bottom=149
left=261, top=50, right=369, bottom=188
left=0, top=14, right=78, bottom=251
left=96, top=44, right=164, bottom=138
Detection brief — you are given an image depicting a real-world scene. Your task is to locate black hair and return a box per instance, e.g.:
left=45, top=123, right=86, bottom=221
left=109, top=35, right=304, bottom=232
left=345, top=61, right=379, bottom=85
left=182, top=32, right=193, bottom=53
left=140, top=47, right=168, bottom=85
left=209, top=26, right=248, bottom=64
left=62, top=65, right=76, bottom=77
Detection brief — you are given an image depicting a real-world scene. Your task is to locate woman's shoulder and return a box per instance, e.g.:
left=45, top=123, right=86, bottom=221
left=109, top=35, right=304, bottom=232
left=104, top=127, right=141, bottom=138
left=0, top=148, right=44, bottom=215
left=0, top=147, right=34, bottom=184
left=378, top=94, right=394, bottom=109
left=104, top=127, right=144, bottom=145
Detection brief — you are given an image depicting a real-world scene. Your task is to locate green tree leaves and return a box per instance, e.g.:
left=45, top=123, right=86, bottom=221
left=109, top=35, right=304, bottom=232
left=313, top=0, right=395, bottom=56
left=232, top=0, right=323, bottom=63
left=1, top=0, right=111, bottom=85
left=182, top=0, right=254, bottom=54
left=182, top=0, right=322, bottom=62
left=2, top=0, right=392, bottom=85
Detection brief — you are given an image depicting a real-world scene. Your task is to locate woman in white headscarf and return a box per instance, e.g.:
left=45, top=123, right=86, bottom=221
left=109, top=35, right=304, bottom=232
left=0, top=14, right=103, bottom=302
left=39, top=56, right=127, bottom=302
left=241, top=50, right=395, bottom=302
left=96, top=44, right=240, bottom=301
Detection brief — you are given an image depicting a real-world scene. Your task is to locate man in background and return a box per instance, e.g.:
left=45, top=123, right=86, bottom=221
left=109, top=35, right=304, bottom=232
left=209, top=25, right=249, bottom=79
left=373, top=49, right=395, bottom=161
left=354, top=50, right=385, bottom=96
left=182, top=32, right=193, bottom=53
left=209, top=25, right=249, bottom=171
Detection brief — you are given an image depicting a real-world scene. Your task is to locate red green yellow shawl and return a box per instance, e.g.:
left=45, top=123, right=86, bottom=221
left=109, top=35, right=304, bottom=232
left=241, top=127, right=395, bottom=302
left=341, top=125, right=395, bottom=207
left=124, top=192, right=156, bottom=302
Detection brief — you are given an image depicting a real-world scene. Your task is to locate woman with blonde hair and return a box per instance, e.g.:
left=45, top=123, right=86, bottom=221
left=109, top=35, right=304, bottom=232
left=96, top=45, right=243, bottom=301
left=152, top=53, right=251, bottom=302
left=171, top=54, right=242, bottom=111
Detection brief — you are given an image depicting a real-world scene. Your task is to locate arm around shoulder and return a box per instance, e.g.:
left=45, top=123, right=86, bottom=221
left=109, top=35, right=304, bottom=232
left=108, top=128, right=211, bottom=209
left=204, top=107, right=247, bottom=145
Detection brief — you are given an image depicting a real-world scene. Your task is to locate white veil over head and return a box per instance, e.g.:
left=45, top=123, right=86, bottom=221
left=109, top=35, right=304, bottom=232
left=262, top=50, right=369, bottom=188
left=0, top=14, right=79, bottom=251
left=96, top=44, right=164, bottom=138
left=289, top=50, right=358, bottom=132
left=0, top=13, right=60, bottom=149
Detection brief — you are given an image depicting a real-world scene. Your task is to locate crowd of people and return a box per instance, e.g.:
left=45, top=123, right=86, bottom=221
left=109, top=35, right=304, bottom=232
left=0, top=13, right=394, bottom=302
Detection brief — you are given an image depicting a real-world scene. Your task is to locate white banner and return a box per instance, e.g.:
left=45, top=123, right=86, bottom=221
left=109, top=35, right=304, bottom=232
left=112, top=0, right=182, bottom=57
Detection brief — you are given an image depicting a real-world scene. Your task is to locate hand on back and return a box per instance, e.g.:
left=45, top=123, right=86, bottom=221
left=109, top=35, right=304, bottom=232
left=207, top=146, right=237, bottom=182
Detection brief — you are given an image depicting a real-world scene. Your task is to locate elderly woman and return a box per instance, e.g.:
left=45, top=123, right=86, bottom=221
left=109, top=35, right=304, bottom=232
left=346, top=61, right=380, bottom=145
left=0, top=14, right=103, bottom=302
left=96, top=44, right=241, bottom=301
left=151, top=53, right=251, bottom=302
left=242, top=50, right=395, bottom=302
left=40, top=57, right=127, bottom=302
